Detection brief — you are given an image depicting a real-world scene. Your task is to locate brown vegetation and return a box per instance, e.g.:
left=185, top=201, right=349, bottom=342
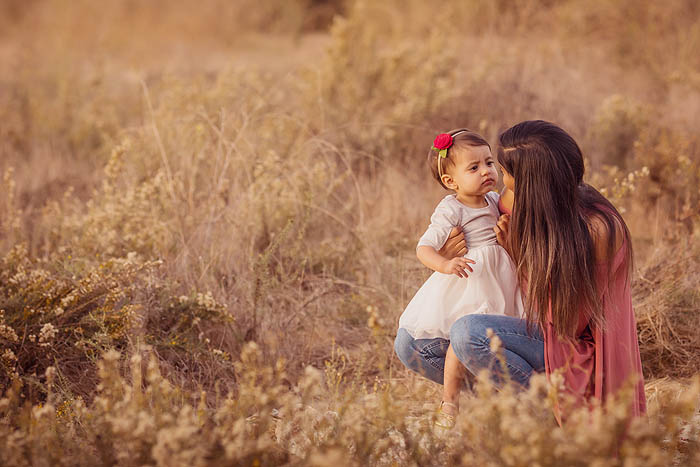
left=1, top=0, right=699, bottom=465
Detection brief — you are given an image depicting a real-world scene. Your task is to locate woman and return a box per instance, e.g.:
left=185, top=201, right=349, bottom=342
left=396, top=120, right=646, bottom=421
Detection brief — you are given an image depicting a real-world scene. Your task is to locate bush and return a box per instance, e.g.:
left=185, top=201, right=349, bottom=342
left=1, top=348, right=699, bottom=466
left=1, top=0, right=700, bottom=464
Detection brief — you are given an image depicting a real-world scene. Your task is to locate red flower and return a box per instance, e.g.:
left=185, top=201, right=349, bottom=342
left=432, top=133, right=453, bottom=151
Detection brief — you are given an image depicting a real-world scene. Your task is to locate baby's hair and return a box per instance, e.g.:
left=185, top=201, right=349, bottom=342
left=428, top=128, right=491, bottom=189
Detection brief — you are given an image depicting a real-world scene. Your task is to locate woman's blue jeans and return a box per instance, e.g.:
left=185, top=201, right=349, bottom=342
left=394, top=315, right=545, bottom=388
left=394, top=328, right=450, bottom=384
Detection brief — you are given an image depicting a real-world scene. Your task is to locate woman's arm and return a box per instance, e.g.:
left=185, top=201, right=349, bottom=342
left=438, top=226, right=467, bottom=258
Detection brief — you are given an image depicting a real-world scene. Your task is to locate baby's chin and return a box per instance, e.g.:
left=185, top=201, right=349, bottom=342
left=457, top=188, right=492, bottom=199
left=469, top=184, right=495, bottom=195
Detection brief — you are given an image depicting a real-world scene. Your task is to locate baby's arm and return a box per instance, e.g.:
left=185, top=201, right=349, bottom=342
left=417, top=246, right=474, bottom=278
left=417, top=198, right=475, bottom=278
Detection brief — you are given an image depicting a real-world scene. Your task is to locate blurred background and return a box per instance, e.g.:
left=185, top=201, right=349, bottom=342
left=0, top=1, right=699, bottom=459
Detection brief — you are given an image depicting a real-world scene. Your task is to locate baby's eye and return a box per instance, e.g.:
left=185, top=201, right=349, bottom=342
left=487, top=161, right=495, bottom=166
left=470, top=166, right=478, bottom=171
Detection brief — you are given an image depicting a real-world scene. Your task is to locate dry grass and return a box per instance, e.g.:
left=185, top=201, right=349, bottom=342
left=1, top=0, right=700, bottom=465
left=2, top=348, right=699, bottom=466
left=635, top=230, right=700, bottom=379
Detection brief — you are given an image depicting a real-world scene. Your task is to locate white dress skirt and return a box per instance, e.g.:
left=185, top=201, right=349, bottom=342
left=398, top=192, right=524, bottom=340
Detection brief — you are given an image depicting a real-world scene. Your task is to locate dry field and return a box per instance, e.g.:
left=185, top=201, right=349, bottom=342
left=1, top=0, right=700, bottom=465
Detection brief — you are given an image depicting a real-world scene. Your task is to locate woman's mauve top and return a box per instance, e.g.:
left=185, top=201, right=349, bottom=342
left=498, top=197, right=647, bottom=421
left=497, top=196, right=511, bottom=217
left=544, top=234, right=646, bottom=423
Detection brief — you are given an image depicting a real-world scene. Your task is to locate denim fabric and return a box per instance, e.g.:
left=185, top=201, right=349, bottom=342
left=449, top=314, right=545, bottom=388
left=394, top=327, right=450, bottom=385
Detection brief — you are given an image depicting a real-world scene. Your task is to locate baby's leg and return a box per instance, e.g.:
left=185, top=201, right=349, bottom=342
left=442, top=343, right=468, bottom=412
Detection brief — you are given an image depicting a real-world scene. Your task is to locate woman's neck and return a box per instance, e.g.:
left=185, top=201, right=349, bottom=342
left=500, top=188, right=514, bottom=213
left=455, top=192, right=487, bottom=208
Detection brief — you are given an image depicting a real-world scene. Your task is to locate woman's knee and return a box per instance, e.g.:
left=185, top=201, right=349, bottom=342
left=449, top=315, right=489, bottom=361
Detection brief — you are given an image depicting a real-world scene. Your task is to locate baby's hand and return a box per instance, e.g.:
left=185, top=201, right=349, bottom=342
left=440, top=256, right=475, bottom=278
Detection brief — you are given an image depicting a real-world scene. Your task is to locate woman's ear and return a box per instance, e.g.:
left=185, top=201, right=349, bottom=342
left=441, top=173, right=456, bottom=190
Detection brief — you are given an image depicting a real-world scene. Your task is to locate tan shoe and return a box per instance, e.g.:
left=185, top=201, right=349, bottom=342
left=433, top=401, right=458, bottom=431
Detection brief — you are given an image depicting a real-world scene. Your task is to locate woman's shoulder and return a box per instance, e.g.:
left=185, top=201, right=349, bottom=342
left=586, top=210, right=625, bottom=265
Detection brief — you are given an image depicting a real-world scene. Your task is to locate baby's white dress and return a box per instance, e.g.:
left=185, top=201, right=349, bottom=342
left=399, top=192, right=524, bottom=340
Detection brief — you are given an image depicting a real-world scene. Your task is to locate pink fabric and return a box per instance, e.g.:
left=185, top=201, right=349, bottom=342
left=498, top=197, right=647, bottom=420
left=543, top=226, right=646, bottom=425
left=544, top=236, right=646, bottom=422
left=497, top=196, right=511, bottom=216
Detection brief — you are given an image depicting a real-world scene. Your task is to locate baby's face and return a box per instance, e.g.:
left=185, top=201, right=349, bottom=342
left=443, top=145, right=498, bottom=197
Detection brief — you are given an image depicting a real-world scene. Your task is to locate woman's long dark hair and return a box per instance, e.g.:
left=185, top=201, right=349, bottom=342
left=497, top=120, right=633, bottom=338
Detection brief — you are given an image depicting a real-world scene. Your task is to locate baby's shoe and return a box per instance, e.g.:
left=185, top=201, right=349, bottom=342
left=433, top=401, right=458, bottom=433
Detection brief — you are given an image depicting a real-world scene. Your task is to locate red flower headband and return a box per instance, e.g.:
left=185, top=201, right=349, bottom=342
left=432, top=133, right=453, bottom=154
left=432, top=132, right=455, bottom=179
